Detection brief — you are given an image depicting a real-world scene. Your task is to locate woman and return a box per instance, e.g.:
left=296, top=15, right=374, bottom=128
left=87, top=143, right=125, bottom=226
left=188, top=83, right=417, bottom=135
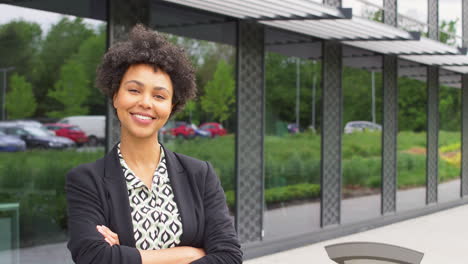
left=66, top=24, right=242, bottom=264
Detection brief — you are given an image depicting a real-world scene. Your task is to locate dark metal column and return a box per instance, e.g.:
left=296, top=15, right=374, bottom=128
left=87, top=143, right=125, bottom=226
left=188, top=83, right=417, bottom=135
left=461, top=0, right=468, bottom=196
left=426, top=0, right=439, bottom=204
left=106, top=0, right=149, bottom=152
left=235, top=21, right=264, bottom=243
left=381, top=0, right=398, bottom=215
left=321, top=40, right=342, bottom=227
left=321, top=0, right=342, bottom=228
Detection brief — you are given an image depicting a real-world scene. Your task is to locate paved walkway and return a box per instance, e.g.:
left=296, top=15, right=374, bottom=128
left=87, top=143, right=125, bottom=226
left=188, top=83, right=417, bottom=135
left=246, top=202, right=468, bottom=264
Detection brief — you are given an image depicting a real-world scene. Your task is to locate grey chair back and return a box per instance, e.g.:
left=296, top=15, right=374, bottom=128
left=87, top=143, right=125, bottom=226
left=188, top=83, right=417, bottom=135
left=325, top=242, right=424, bottom=264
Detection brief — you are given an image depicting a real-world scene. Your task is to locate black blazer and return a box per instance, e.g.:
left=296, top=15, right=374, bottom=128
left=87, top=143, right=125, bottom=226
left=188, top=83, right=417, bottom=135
left=66, top=144, right=242, bottom=264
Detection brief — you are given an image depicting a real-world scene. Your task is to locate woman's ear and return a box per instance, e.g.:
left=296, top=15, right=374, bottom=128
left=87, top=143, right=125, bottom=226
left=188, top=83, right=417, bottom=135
left=113, top=93, right=118, bottom=109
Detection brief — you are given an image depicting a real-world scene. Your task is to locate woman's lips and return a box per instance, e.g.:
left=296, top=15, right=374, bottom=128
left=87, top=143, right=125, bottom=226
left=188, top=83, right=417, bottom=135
left=131, top=113, right=155, bottom=125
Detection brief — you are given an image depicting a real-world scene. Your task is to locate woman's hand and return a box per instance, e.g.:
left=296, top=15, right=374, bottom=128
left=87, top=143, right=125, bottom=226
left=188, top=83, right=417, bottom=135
left=96, top=225, right=120, bottom=246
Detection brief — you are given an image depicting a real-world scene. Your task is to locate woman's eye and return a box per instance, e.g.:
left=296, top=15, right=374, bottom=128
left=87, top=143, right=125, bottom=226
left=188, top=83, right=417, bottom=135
left=128, top=89, right=139, bottom=93
left=154, top=95, right=166, bottom=100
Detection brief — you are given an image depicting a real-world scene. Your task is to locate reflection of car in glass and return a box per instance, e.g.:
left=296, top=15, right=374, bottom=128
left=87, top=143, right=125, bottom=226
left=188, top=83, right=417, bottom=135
left=199, top=122, right=227, bottom=137
left=172, top=121, right=196, bottom=139
left=0, top=131, right=26, bottom=152
left=57, top=116, right=105, bottom=146
left=189, top=123, right=211, bottom=138
left=287, top=123, right=299, bottom=134
left=44, top=123, right=89, bottom=146
left=344, top=121, right=382, bottom=134
left=0, top=124, right=75, bottom=149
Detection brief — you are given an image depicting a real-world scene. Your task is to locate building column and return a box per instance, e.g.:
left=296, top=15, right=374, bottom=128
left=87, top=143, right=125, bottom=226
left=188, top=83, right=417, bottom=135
left=235, top=21, right=265, bottom=243
left=320, top=0, right=343, bottom=228
left=381, top=0, right=398, bottom=215
left=461, top=0, right=468, bottom=196
left=106, top=0, right=149, bottom=151
left=426, top=0, right=439, bottom=204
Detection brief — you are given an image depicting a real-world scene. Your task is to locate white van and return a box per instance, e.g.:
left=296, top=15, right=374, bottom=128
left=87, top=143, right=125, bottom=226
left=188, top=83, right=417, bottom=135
left=58, top=116, right=105, bottom=146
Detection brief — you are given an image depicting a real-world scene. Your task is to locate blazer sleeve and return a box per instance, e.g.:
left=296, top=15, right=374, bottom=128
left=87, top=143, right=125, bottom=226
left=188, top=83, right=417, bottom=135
left=191, top=162, right=243, bottom=264
left=66, top=165, right=142, bottom=264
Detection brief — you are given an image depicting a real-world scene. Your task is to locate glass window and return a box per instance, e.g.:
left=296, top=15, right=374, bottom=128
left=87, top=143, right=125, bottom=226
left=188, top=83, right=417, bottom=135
left=438, top=76, right=461, bottom=203
left=342, top=57, right=382, bottom=224
left=0, top=4, right=106, bottom=263
left=397, top=62, right=427, bottom=212
left=263, top=50, right=322, bottom=240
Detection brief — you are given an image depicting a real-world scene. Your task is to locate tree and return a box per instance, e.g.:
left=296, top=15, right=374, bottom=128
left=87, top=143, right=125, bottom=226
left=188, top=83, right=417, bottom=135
left=34, top=17, right=94, bottom=116
left=201, top=60, right=235, bottom=123
left=439, top=19, right=458, bottom=45
left=5, top=74, right=37, bottom=119
left=0, top=21, right=42, bottom=76
left=46, top=59, right=90, bottom=118
left=70, top=27, right=107, bottom=114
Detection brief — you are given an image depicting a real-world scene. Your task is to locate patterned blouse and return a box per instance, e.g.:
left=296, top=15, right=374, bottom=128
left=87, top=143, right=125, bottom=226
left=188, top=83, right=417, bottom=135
left=117, top=144, right=183, bottom=250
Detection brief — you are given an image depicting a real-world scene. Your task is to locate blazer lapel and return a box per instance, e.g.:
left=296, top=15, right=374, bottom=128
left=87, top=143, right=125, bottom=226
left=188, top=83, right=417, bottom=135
left=163, top=145, right=198, bottom=246
left=103, top=144, right=136, bottom=247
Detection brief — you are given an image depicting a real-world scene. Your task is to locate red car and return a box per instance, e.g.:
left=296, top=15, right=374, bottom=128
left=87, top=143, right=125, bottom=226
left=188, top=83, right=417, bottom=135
left=199, top=122, right=227, bottom=137
left=44, top=123, right=88, bottom=145
left=171, top=121, right=195, bottom=139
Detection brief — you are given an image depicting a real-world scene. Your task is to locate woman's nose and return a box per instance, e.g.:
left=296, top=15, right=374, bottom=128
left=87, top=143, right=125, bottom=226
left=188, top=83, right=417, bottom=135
left=138, top=93, right=152, bottom=108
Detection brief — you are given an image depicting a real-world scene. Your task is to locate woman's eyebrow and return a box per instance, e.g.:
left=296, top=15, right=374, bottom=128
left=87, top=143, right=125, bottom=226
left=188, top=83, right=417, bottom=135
left=124, top=80, right=171, bottom=95
left=154, top=86, right=171, bottom=95
left=123, top=80, right=144, bottom=86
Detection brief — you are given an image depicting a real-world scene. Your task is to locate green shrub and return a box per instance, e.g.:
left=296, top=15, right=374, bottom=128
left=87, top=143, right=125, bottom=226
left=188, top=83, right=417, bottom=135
left=224, top=183, right=320, bottom=208
left=0, top=149, right=103, bottom=246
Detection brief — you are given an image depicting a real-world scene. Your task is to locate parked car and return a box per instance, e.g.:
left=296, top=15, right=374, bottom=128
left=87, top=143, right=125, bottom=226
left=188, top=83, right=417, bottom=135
left=57, top=116, right=105, bottom=146
left=172, top=121, right=196, bottom=139
left=287, top=123, right=299, bottom=134
left=44, top=123, right=89, bottom=146
left=344, top=121, right=382, bottom=134
left=0, top=124, right=75, bottom=149
left=160, top=121, right=210, bottom=140
left=199, top=122, right=227, bottom=137
left=0, top=131, right=26, bottom=152
left=189, top=123, right=211, bottom=138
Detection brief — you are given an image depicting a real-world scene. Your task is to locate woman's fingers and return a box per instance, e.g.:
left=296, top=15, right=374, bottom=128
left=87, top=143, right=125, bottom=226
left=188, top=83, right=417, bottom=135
left=96, top=225, right=120, bottom=245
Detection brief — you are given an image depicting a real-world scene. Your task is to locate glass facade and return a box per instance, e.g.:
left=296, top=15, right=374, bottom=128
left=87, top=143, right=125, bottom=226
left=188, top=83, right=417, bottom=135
left=1, top=0, right=467, bottom=262
left=439, top=77, right=462, bottom=203
left=341, top=56, right=382, bottom=224
left=397, top=63, right=427, bottom=212
left=0, top=5, right=106, bottom=264
left=263, top=51, right=322, bottom=239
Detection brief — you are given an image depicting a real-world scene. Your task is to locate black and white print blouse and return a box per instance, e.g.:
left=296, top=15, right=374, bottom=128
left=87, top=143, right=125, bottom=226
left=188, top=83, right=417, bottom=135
left=117, top=143, right=183, bottom=250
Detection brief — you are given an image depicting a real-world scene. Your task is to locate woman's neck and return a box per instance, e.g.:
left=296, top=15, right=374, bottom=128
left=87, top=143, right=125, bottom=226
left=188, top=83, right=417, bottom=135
left=119, top=131, right=160, bottom=169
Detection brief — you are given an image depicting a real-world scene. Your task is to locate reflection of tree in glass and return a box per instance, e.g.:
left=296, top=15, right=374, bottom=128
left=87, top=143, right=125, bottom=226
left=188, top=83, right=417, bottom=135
left=201, top=60, right=235, bottom=123
left=6, top=73, right=37, bottom=119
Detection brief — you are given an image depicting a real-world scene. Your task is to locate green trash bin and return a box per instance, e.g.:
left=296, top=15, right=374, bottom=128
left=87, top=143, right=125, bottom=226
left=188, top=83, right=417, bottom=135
left=0, top=203, right=20, bottom=264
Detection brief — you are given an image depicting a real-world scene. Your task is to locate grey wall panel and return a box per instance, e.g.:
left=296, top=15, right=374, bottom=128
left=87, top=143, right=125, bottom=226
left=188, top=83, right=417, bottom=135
left=426, top=66, right=439, bottom=204
left=321, top=40, right=342, bottom=227
left=381, top=0, right=398, bottom=215
left=464, top=0, right=468, bottom=48
left=106, top=0, right=150, bottom=152
left=462, top=0, right=468, bottom=196
left=382, top=55, right=397, bottom=214
left=428, top=0, right=439, bottom=40
left=323, top=0, right=342, bottom=8
left=235, top=21, right=265, bottom=243
left=462, top=74, right=468, bottom=196
left=383, top=0, right=397, bottom=26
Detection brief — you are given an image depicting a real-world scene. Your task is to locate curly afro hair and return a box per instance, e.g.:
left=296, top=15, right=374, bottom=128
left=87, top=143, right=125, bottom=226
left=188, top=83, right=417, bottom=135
left=95, top=24, right=196, bottom=116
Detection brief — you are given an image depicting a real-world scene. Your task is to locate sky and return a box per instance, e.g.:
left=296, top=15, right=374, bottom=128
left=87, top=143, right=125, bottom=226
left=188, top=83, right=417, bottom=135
left=0, top=1, right=463, bottom=40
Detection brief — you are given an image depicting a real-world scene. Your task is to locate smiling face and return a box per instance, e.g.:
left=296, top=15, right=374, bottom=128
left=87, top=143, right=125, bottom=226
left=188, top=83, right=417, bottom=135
left=113, top=64, right=173, bottom=141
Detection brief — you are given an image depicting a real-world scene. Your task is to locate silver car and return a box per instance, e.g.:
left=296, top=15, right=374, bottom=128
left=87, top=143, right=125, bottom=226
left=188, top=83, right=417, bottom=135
left=344, top=121, right=382, bottom=134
